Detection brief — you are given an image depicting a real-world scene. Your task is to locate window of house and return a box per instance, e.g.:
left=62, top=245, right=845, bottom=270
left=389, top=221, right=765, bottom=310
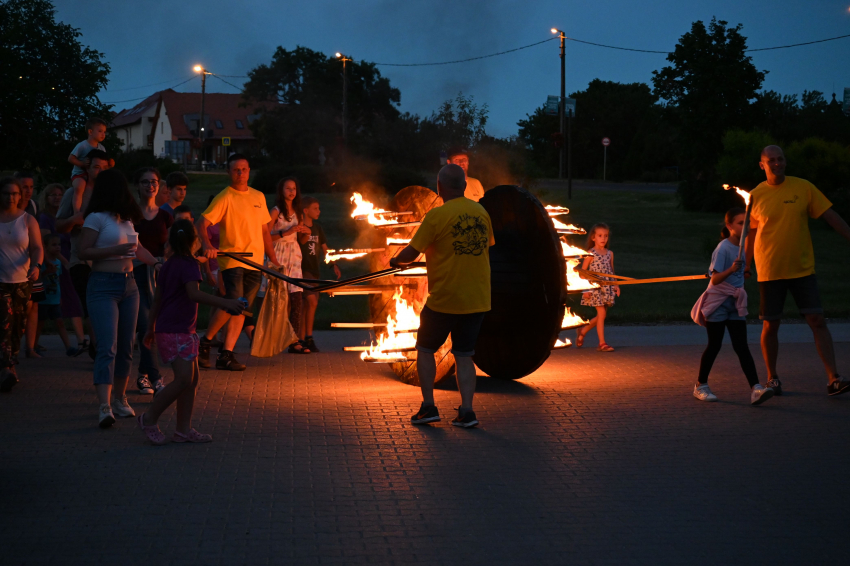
left=235, top=120, right=244, bottom=129
left=215, top=120, right=223, bottom=129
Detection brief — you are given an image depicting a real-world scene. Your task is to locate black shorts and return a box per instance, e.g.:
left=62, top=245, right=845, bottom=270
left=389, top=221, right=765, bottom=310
left=415, top=305, right=486, bottom=357
left=221, top=267, right=262, bottom=310
left=70, top=264, right=91, bottom=317
left=38, top=304, right=62, bottom=321
left=759, top=274, right=823, bottom=321
left=302, top=271, right=320, bottom=298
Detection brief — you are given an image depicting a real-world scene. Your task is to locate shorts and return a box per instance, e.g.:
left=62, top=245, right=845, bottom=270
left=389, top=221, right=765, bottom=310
left=71, top=173, right=87, bottom=184
left=759, top=274, right=823, bottom=321
left=302, top=271, right=320, bottom=298
left=70, top=264, right=92, bottom=317
left=415, top=305, right=487, bottom=357
left=38, top=304, right=62, bottom=321
left=30, top=281, right=46, bottom=303
left=155, top=332, right=200, bottom=364
left=221, top=267, right=262, bottom=309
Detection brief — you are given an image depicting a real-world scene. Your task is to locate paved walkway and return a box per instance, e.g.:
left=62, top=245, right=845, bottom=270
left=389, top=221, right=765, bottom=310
left=2, top=327, right=850, bottom=565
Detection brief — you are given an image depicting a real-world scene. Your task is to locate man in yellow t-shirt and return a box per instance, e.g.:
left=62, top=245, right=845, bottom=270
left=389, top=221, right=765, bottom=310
left=196, top=153, right=281, bottom=371
left=391, top=164, right=494, bottom=428
left=746, top=145, right=850, bottom=396
left=446, top=147, right=485, bottom=202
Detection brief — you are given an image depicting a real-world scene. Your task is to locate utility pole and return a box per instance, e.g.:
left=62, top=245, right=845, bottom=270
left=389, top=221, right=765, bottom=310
left=336, top=53, right=352, bottom=146
left=557, top=30, right=565, bottom=179
left=193, top=65, right=208, bottom=166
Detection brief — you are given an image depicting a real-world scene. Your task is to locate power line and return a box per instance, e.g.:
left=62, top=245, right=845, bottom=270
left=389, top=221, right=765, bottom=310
left=566, top=32, right=850, bottom=55
left=567, top=37, right=668, bottom=54
left=371, top=37, right=558, bottom=66
left=745, top=32, right=850, bottom=52
left=209, top=73, right=244, bottom=92
left=101, top=76, right=197, bottom=105
left=103, top=75, right=194, bottom=92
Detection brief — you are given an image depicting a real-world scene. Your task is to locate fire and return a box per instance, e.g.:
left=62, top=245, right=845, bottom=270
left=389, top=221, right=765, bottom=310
left=723, top=184, right=751, bottom=206
left=552, top=217, right=587, bottom=234
left=399, top=267, right=427, bottom=275
left=553, top=338, right=572, bottom=349
left=360, top=288, right=420, bottom=361
left=561, top=240, right=590, bottom=258
left=350, top=192, right=398, bottom=226
left=325, top=249, right=368, bottom=263
left=386, top=237, right=411, bottom=246
left=545, top=205, right=570, bottom=216
left=566, top=258, right=599, bottom=292
left=561, top=308, right=588, bottom=329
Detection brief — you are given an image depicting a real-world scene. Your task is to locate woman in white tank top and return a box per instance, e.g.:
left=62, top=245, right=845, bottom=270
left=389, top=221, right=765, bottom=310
left=0, top=177, right=44, bottom=392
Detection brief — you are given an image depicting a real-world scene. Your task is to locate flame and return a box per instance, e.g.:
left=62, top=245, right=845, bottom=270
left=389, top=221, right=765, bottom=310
left=325, top=249, right=368, bottom=263
left=386, top=237, right=411, bottom=246
left=545, top=205, right=570, bottom=216
left=399, top=267, right=427, bottom=275
left=566, top=258, right=599, bottom=291
left=723, top=184, right=751, bottom=206
left=561, top=240, right=590, bottom=258
left=350, top=192, right=399, bottom=226
left=553, top=338, right=572, bottom=349
left=561, top=308, right=588, bottom=329
left=552, top=217, right=586, bottom=234
left=360, top=288, right=420, bottom=361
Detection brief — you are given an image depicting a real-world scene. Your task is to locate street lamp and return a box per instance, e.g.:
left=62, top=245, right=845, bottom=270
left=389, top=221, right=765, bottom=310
left=193, top=64, right=211, bottom=167
left=551, top=28, right=572, bottom=198
left=336, top=53, right=352, bottom=146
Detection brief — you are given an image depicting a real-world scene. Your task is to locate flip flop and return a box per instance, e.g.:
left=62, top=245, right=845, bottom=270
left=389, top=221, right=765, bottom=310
left=597, top=343, right=615, bottom=352
left=576, top=330, right=585, bottom=348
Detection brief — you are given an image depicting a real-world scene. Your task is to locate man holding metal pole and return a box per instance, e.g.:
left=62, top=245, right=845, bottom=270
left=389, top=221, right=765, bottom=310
left=391, top=164, right=494, bottom=428
left=746, top=145, right=850, bottom=396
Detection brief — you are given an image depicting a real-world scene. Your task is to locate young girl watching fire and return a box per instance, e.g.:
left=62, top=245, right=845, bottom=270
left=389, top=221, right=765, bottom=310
left=576, top=223, right=620, bottom=351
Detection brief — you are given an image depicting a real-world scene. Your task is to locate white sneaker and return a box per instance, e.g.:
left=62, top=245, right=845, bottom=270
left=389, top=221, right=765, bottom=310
left=111, top=396, right=136, bottom=418
left=99, top=403, right=116, bottom=428
left=693, top=384, right=718, bottom=402
left=750, top=384, right=775, bottom=406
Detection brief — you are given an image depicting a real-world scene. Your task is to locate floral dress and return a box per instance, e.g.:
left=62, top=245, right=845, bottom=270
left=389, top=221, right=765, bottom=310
left=270, top=206, right=303, bottom=294
left=581, top=248, right=617, bottom=307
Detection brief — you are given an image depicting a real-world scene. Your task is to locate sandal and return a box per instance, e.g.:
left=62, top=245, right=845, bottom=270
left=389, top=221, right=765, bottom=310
left=173, top=429, right=212, bottom=443
left=287, top=341, right=311, bottom=354
left=576, top=330, right=586, bottom=348
left=137, top=414, right=168, bottom=445
left=597, top=343, right=615, bottom=352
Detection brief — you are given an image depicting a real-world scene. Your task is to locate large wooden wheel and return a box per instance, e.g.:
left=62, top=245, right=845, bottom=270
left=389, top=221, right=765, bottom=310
left=472, top=185, right=566, bottom=379
left=367, top=186, right=457, bottom=386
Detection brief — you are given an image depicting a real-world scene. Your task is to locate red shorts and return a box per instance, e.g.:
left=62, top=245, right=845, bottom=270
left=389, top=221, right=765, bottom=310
left=71, top=173, right=87, bottom=184
left=155, top=332, right=199, bottom=364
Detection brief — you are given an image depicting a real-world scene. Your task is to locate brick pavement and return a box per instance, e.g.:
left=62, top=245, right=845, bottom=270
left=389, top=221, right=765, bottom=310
left=1, top=332, right=850, bottom=565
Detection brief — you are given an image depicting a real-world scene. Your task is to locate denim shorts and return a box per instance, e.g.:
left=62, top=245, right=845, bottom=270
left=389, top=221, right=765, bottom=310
left=415, top=305, right=487, bottom=357
left=221, top=267, right=262, bottom=309
left=759, top=274, right=823, bottom=321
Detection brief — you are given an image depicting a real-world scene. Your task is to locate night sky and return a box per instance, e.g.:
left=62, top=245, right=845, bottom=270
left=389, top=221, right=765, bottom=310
left=54, top=0, right=850, bottom=137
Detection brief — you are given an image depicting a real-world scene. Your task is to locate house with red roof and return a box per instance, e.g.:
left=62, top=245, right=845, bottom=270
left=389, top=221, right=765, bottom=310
left=111, top=89, right=277, bottom=167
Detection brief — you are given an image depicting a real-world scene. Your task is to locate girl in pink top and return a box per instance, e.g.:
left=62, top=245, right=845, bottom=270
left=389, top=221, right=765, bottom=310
left=138, top=219, right=243, bottom=445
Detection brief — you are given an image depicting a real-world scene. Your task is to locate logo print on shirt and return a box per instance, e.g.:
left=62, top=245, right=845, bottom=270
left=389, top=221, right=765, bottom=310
left=783, top=195, right=799, bottom=204
left=450, top=214, right=488, bottom=256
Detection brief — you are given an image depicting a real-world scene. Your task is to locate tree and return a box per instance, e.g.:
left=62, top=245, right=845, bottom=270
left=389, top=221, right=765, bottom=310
left=429, top=92, right=488, bottom=149
left=242, top=46, right=401, bottom=165
left=0, top=0, right=112, bottom=177
left=652, top=18, right=766, bottom=209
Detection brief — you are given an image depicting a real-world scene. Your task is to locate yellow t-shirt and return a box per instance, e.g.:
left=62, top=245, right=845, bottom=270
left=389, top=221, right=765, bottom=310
left=202, top=186, right=271, bottom=271
left=410, top=197, right=495, bottom=314
left=464, top=177, right=485, bottom=202
left=750, top=176, right=832, bottom=282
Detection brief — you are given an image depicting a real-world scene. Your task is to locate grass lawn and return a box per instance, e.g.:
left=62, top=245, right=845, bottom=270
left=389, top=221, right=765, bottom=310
left=181, top=174, right=850, bottom=329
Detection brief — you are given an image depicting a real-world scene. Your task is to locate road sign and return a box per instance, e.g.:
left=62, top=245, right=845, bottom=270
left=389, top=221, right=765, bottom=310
left=545, top=95, right=559, bottom=116
left=222, top=137, right=231, bottom=146
left=602, top=137, right=611, bottom=147
left=564, top=97, right=576, bottom=117
left=844, top=88, right=850, bottom=115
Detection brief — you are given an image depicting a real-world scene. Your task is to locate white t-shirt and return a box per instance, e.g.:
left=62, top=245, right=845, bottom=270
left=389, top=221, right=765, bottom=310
left=82, top=212, right=136, bottom=260
left=464, top=177, right=485, bottom=202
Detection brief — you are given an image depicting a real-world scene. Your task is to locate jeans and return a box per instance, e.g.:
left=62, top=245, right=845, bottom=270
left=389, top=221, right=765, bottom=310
left=134, top=265, right=160, bottom=380
left=87, top=272, right=139, bottom=386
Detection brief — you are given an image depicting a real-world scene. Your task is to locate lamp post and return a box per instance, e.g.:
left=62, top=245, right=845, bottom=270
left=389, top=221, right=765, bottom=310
left=193, top=65, right=210, bottom=167
left=551, top=28, right=572, bottom=198
left=335, top=53, right=352, bottom=146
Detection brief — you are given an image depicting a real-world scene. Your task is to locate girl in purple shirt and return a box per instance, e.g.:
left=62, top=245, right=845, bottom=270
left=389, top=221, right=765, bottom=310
left=138, top=219, right=243, bottom=445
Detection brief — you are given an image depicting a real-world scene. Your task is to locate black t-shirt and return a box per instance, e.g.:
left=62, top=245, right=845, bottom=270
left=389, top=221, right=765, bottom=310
left=134, top=208, right=173, bottom=257
left=299, top=221, right=327, bottom=276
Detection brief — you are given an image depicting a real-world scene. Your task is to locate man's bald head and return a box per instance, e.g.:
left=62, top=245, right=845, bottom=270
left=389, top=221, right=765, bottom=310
left=437, top=164, right=467, bottom=198
left=761, top=145, right=784, bottom=160
left=759, top=145, right=787, bottom=184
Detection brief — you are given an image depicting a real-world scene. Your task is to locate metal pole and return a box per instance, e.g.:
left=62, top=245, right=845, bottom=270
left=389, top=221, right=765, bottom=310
left=603, top=145, right=607, bottom=182
left=559, top=32, right=565, bottom=179
left=567, top=109, right=573, bottom=199
left=342, top=58, right=348, bottom=146
left=199, top=71, right=206, bottom=166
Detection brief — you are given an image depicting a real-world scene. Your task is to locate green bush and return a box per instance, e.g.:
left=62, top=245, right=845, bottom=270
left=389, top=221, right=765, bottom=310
left=380, top=164, right=427, bottom=194
left=113, top=149, right=183, bottom=179
left=253, top=165, right=332, bottom=194
left=716, top=130, right=775, bottom=190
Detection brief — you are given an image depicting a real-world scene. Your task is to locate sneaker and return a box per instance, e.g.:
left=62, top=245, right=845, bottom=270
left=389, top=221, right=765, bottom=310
left=172, top=429, right=213, bottom=443
left=98, top=403, right=116, bottom=428
left=136, top=375, right=154, bottom=395
left=766, top=378, right=782, bottom=396
left=68, top=343, right=87, bottom=357
left=137, top=414, right=167, bottom=445
left=750, top=384, right=775, bottom=406
left=0, top=369, right=19, bottom=393
left=693, top=384, right=718, bottom=402
left=111, top=396, right=136, bottom=418
left=216, top=350, right=246, bottom=371
left=198, top=337, right=212, bottom=369
left=411, top=403, right=440, bottom=424
left=827, top=378, right=850, bottom=397
left=152, top=379, right=166, bottom=397
left=34, top=344, right=47, bottom=354
left=451, top=407, right=479, bottom=428
left=304, top=336, right=319, bottom=352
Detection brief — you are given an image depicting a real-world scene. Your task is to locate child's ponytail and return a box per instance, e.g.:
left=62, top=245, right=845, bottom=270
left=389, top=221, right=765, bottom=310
left=721, top=207, right=746, bottom=241
left=168, top=218, right=198, bottom=258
